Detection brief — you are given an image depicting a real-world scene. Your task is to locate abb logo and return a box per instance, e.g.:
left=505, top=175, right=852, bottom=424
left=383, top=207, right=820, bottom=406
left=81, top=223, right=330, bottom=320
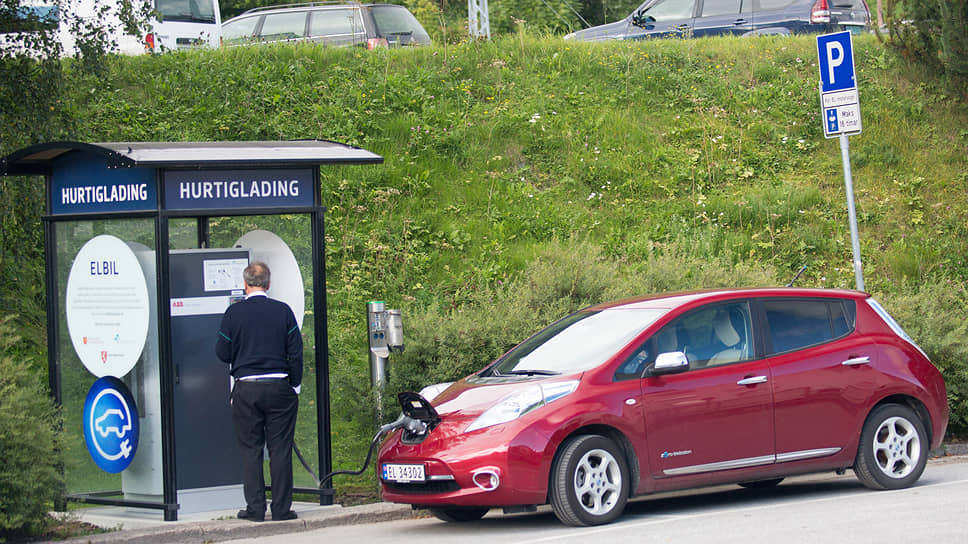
left=172, top=301, right=184, bottom=308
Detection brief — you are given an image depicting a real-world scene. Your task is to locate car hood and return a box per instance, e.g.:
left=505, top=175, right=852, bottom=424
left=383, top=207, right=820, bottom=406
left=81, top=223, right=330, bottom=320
left=430, top=376, right=576, bottom=420
left=564, top=19, right=632, bottom=42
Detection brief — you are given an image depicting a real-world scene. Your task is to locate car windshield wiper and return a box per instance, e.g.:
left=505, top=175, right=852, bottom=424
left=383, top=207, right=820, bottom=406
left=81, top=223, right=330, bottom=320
left=503, top=369, right=562, bottom=376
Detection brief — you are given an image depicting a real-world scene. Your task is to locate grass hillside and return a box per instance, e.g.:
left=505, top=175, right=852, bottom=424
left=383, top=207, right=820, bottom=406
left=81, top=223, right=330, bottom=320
left=3, top=33, right=967, bottom=498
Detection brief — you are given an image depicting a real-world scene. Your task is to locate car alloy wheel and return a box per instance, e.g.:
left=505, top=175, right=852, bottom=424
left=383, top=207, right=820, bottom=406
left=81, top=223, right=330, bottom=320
left=550, top=434, right=629, bottom=526
left=854, top=403, right=928, bottom=490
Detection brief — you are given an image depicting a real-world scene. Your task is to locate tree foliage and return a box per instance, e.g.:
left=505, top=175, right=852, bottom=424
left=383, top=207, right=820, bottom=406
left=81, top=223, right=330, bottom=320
left=882, top=0, right=968, bottom=96
left=0, top=316, right=65, bottom=538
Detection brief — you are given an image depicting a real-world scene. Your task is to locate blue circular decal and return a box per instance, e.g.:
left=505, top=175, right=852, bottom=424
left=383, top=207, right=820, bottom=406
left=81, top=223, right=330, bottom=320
left=83, top=376, right=139, bottom=473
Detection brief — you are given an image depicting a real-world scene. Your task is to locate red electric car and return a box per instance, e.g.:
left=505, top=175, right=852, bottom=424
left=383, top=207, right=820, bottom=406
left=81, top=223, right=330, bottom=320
left=378, top=288, right=948, bottom=526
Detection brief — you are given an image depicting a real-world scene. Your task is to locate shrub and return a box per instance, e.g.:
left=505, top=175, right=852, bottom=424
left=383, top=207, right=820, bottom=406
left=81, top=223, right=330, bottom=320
left=0, top=316, right=64, bottom=538
left=877, top=281, right=968, bottom=436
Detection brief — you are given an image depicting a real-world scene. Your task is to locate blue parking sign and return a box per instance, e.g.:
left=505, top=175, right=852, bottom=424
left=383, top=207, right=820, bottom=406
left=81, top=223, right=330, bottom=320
left=817, top=31, right=856, bottom=93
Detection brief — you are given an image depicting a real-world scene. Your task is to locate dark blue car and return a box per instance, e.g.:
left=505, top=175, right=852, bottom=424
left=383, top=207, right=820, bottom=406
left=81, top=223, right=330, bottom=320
left=564, top=0, right=869, bottom=41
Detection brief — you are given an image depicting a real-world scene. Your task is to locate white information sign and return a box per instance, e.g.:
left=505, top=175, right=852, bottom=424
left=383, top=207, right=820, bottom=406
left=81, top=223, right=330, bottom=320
left=65, top=235, right=150, bottom=378
left=203, top=258, right=248, bottom=292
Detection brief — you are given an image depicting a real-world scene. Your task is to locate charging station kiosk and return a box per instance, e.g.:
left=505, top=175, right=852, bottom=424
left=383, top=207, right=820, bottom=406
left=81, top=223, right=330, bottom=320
left=1, top=141, right=383, bottom=520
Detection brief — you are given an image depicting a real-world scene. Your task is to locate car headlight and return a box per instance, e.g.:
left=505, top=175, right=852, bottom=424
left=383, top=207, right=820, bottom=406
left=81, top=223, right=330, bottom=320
left=464, top=380, right=579, bottom=433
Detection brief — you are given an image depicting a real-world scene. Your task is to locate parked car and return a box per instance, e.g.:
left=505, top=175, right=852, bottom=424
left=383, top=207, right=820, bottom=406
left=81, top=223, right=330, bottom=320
left=221, top=2, right=430, bottom=49
left=0, top=0, right=221, bottom=56
left=564, top=0, right=870, bottom=41
left=378, top=288, right=947, bottom=526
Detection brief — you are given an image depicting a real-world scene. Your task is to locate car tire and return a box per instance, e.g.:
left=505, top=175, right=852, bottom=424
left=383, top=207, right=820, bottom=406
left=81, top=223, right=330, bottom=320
left=854, top=403, right=928, bottom=490
left=549, top=434, right=629, bottom=526
left=738, top=478, right=784, bottom=489
left=428, top=506, right=489, bottom=522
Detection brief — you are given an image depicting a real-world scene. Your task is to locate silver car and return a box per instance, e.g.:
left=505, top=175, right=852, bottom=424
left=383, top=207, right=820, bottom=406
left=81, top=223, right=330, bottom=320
left=222, top=2, right=431, bottom=48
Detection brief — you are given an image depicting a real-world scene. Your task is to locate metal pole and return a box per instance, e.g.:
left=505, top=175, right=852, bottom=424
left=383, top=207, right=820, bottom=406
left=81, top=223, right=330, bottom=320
left=839, top=132, right=864, bottom=291
left=311, top=205, right=333, bottom=505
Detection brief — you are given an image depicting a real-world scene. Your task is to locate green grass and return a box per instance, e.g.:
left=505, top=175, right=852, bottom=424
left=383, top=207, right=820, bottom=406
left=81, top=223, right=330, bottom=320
left=3, top=32, right=968, bottom=501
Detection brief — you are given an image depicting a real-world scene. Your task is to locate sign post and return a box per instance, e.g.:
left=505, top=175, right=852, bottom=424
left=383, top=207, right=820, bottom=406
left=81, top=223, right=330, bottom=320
left=818, top=31, right=864, bottom=291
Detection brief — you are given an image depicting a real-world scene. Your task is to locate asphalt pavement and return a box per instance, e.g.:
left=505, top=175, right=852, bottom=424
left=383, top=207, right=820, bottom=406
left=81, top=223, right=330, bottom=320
left=54, top=442, right=968, bottom=544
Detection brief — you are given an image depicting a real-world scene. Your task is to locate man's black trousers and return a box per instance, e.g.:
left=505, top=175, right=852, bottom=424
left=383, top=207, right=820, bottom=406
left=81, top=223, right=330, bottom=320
left=231, top=379, right=298, bottom=519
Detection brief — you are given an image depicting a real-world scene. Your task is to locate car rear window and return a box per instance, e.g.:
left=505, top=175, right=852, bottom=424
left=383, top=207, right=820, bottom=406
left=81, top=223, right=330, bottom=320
left=370, top=5, right=431, bottom=44
left=763, top=298, right=856, bottom=355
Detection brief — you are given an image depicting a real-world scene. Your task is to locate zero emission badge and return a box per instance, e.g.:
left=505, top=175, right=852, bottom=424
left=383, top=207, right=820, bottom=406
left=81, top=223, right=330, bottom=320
left=83, top=377, right=140, bottom=473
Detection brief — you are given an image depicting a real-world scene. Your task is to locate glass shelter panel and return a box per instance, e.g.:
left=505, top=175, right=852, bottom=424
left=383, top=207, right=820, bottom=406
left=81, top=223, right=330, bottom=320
left=54, top=218, right=163, bottom=504
left=184, top=214, right=320, bottom=490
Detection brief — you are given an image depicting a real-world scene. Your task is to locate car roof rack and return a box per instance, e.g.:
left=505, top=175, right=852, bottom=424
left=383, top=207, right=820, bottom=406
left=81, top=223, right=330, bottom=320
left=238, top=1, right=370, bottom=16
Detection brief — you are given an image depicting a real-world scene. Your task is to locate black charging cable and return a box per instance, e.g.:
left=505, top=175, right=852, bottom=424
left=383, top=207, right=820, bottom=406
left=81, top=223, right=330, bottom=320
left=293, top=413, right=420, bottom=493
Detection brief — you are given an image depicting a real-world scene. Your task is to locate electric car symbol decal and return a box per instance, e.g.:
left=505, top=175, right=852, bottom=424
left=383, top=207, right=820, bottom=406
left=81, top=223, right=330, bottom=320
left=83, top=376, right=139, bottom=473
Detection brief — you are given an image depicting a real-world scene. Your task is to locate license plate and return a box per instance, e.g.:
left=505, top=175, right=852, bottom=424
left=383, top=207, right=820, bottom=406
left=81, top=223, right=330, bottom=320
left=382, top=463, right=426, bottom=483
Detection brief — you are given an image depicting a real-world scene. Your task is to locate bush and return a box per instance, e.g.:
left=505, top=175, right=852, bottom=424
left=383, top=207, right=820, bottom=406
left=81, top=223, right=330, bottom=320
left=0, top=316, right=64, bottom=538
left=877, top=281, right=968, bottom=436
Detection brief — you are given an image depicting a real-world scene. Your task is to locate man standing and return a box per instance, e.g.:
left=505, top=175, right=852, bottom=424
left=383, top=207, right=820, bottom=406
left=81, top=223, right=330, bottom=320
left=216, top=261, right=302, bottom=522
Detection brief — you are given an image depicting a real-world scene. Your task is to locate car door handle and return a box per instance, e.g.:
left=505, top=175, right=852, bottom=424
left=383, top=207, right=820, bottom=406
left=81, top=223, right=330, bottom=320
left=733, top=18, right=747, bottom=25
left=737, top=376, right=768, bottom=385
left=842, top=356, right=871, bottom=366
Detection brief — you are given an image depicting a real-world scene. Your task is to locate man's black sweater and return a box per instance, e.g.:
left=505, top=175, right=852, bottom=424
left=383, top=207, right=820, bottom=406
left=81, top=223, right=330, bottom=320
left=215, top=294, right=303, bottom=387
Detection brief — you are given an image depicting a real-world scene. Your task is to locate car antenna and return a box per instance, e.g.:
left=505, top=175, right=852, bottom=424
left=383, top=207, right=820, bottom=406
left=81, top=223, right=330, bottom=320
left=786, top=265, right=808, bottom=287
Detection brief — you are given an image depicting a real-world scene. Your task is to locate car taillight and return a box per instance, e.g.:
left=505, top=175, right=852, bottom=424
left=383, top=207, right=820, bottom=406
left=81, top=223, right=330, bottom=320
left=366, top=37, right=388, bottom=49
left=811, top=0, right=831, bottom=23
left=144, top=32, right=156, bottom=54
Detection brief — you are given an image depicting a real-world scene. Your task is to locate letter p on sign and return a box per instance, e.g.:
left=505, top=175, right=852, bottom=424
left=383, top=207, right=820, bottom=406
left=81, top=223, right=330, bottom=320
left=817, top=31, right=856, bottom=93
left=825, top=41, right=844, bottom=85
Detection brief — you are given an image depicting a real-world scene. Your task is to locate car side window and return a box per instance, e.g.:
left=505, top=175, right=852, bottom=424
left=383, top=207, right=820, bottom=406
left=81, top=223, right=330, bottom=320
left=259, top=12, right=307, bottom=40
left=700, top=0, right=745, bottom=17
left=643, top=0, right=698, bottom=21
left=309, top=8, right=364, bottom=37
left=763, top=299, right=856, bottom=355
left=613, top=301, right=753, bottom=381
left=223, top=16, right=260, bottom=42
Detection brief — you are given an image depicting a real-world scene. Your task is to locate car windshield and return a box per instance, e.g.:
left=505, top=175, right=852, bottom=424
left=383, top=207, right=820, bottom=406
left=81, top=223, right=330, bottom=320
left=485, top=308, right=666, bottom=377
left=370, top=5, right=431, bottom=44
left=155, top=0, right=217, bottom=23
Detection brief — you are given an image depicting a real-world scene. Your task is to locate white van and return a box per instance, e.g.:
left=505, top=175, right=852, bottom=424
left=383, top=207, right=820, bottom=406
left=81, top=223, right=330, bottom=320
left=0, top=0, right=221, bottom=56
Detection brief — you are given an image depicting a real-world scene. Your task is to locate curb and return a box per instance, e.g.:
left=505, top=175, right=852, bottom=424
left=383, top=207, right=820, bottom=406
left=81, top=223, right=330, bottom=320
left=930, top=441, right=968, bottom=459
left=61, top=502, right=418, bottom=544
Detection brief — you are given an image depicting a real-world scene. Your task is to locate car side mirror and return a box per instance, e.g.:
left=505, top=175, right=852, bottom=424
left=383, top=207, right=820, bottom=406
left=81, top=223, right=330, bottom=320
left=649, top=351, right=690, bottom=376
left=631, top=11, right=655, bottom=28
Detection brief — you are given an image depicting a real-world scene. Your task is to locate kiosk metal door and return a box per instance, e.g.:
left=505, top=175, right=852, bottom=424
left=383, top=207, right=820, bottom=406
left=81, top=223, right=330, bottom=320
left=169, top=249, right=250, bottom=492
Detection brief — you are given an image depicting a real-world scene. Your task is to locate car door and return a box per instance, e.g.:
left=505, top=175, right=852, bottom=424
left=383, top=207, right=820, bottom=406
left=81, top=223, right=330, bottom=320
left=627, top=0, right=699, bottom=39
left=760, top=298, right=876, bottom=462
left=638, top=301, right=775, bottom=480
left=692, top=0, right=753, bottom=36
